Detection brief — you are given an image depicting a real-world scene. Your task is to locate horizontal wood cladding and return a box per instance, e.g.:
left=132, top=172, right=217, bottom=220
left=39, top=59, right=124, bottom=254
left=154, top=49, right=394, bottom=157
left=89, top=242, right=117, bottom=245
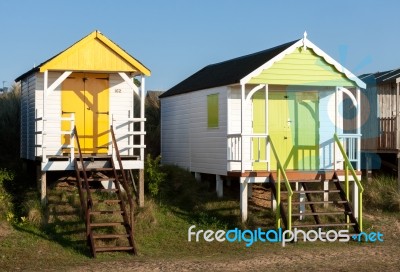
left=249, top=48, right=356, bottom=87
left=161, top=87, right=228, bottom=175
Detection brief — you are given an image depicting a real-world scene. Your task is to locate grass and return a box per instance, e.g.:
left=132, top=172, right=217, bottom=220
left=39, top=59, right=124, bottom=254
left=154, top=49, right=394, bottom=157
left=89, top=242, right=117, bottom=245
left=364, top=175, right=400, bottom=212
left=0, top=165, right=400, bottom=270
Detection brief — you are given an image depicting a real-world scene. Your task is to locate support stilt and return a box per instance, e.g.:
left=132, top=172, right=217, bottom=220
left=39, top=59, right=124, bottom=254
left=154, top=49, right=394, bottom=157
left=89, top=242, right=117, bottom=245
left=139, top=169, right=144, bottom=207
left=240, top=178, right=248, bottom=222
left=40, top=171, right=47, bottom=206
left=216, top=175, right=223, bottom=198
left=323, top=180, right=329, bottom=208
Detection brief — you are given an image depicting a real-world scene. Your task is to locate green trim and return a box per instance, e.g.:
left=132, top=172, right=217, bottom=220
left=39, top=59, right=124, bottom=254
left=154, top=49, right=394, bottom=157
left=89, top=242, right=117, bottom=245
left=207, top=94, right=219, bottom=128
left=269, top=136, right=293, bottom=231
left=333, top=134, right=363, bottom=231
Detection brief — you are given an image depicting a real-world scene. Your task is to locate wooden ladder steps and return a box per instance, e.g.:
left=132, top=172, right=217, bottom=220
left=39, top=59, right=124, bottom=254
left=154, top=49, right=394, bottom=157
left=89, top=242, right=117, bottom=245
left=292, top=211, right=345, bottom=217
left=288, top=200, right=347, bottom=205
left=86, top=178, right=116, bottom=182
left=289, top=179, right=323, bottom=183
left=95, top=246, right=134, bottom=252
left=92, top=234, right=130, bottom=239
left=78, top=167, right=114, bottom=172
left=89, top=210, right=124, bottom=215
left=90, top=222, right=126, bottom=227
left=292, top=222, right=356, bottom=228
left=89, top=188, right=119, bottom=193
left=92, top=199, right=121, bottom=204
left=292, top=189, right=340, bottom=194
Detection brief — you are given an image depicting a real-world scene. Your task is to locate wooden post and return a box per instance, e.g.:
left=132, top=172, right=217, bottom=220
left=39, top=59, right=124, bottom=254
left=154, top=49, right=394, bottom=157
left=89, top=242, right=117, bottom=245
left=36, top=164, right=41, bottom=192
left=40, top=171, right=47, bottom=206
left=397, top=78, right=400, bottom=192
left=240, top=177, right=248, bottom=222
left=247, top=183, right=252, bottom=198
left=397, top=152, right=400, bottom=192
left=323, top=180, right=329, bottom=208
left=216, top=175, right=223, bottom=198
left=139, top=169, right=144, bottom=207
left=299, top=183, right=305, bottom=220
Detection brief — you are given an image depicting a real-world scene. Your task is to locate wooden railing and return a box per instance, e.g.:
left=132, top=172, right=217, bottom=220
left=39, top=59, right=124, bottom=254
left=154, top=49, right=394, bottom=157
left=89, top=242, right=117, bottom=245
left=35, top=111, right=75, bottom=163
left=379, top=117, right=396, bottom=150
left=110, top=125, right=135, bottom=228
left=334, top=133, right=364, bottom=231
left=74, top=126, right=95, bottom=250
left=268, top=136, right=293, bottom=230
left=111, top=115, right=146, bottom=160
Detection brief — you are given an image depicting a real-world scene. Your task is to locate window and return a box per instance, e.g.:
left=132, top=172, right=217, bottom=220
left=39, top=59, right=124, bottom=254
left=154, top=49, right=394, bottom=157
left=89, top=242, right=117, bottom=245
left=207, top=93, right=219, bottom=128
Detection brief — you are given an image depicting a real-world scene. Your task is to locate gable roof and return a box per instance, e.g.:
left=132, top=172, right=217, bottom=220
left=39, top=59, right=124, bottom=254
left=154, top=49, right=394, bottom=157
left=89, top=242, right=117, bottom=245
left=160, top=40, right=299, bottom=98
left=15, top=30, right=150, bottom=82
left=359, top=68, right=400, bottom=85
left=161, top=36, right=365, bottom=98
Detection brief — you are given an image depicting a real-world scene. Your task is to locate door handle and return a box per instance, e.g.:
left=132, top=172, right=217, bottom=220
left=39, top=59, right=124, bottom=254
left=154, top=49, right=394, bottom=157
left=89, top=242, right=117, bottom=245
left=284, top=136, right=288, bottom=140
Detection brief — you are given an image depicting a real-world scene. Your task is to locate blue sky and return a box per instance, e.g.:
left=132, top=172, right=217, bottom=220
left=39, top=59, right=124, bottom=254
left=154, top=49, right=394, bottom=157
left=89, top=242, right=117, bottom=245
left=0, top=0, right=399, bottom=91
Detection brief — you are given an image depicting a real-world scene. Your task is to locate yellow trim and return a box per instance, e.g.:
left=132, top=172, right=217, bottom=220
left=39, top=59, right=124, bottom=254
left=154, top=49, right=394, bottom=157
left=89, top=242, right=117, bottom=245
left=40, top=30, right=150, bottom=76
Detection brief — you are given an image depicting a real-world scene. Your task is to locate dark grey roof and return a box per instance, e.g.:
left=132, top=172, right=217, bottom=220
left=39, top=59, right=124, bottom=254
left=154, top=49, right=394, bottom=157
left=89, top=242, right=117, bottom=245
left=358, top=68, right=400, bottom=85
left=160, top=39, right=300, bottom=98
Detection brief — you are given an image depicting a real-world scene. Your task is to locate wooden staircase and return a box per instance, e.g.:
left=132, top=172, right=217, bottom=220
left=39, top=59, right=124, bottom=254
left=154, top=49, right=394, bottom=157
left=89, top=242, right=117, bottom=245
left=74, top=126, right=136, bottom=257
left=270, top=173, right=361, bottom=233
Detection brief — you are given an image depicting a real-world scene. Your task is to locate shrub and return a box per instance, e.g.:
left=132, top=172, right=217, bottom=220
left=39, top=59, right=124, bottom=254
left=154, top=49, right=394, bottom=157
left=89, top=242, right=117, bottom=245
left=144, top=155, right=167, bottom=197
left=0, top=168, right=14, bottom=218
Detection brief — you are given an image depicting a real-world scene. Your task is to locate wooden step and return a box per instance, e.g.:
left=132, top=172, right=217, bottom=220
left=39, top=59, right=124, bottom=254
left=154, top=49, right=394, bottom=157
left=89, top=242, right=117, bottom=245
left=289, top=179, right=323, bottom=183
left=92, top=234, right=129, bottom=239
left=89, top=188, right=119, bottom=193
left=292, top=211, right=344, bottom=217
left=287, top=200, right=347, bottom=205
left=92, top=199, right=121, bottom=204
left=90, top=222, right=126, bottom=227
left=292, top=222, right=356, bottom=228
left=95, top=246, right=134, bottom=252
left=89, top=210, right=124, bottom=215
left=79, top=167, right=114, bottom=172
left=291, top=189, right=340, bottom=194
left=86, top=178, right=116, bottom=182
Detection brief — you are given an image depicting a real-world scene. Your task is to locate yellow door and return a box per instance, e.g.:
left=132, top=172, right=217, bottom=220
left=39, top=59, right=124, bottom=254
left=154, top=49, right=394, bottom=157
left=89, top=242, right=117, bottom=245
left=267, top=92, right=293, bottom=170
left=62, top=73, right=109, bottom=154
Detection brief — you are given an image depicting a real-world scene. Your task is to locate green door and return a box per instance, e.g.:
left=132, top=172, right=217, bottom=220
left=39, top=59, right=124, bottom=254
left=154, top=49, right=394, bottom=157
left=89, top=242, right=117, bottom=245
left=253, top=91, right=319, bottom=171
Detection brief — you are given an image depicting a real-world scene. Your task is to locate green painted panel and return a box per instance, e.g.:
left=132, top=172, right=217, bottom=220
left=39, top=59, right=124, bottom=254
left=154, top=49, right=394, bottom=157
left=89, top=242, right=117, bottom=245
left=252, top=91, right=267, bottom=170
left=207, top=94, right=219, bottom=128
left=289, top=92, right=319, bottom=170
left=268, top=92, right=292, bottom=170
left=249, top=48, right=357, bottom=87
left=255, top=90, right=319, bottom=171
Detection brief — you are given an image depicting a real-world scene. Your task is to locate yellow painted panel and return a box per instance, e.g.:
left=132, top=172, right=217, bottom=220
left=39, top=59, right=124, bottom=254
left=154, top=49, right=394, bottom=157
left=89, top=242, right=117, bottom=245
left=47, top=38, right=136, bottom=72
left=40, top=31, right=151, bottom=75
left=62, top=73, right=109, bottom=154
left=249, top=47, right=356, bottom=87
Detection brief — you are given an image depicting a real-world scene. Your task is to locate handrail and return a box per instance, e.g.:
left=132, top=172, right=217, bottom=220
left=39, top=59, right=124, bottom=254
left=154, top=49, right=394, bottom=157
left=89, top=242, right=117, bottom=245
left=110, top=125, right=135, bottom=228
left=74, top=126, right=94, bottom=237
left=268, top=135, right=293, bottom=230
left=333, top=133, right=363, bottom=231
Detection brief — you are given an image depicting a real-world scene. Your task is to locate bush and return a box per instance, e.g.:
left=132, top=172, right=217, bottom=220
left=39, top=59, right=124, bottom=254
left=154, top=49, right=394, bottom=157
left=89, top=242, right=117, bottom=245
left=0, top=169, right=15, bottom=218
left=144, top=155, right=167, bottom=197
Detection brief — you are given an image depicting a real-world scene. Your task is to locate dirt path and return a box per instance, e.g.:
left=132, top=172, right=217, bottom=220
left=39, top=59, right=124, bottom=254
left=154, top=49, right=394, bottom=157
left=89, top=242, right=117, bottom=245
left=68, top=240, right=399, bottom=272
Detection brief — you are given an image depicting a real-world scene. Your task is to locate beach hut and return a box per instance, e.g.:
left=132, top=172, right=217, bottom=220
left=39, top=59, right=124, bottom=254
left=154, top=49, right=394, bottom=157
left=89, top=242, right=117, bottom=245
left=359, top=68, right=400, bottom=187
left=15, top=30, right=150, bottom=256
left=160, top=33, right=366, bottom=231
